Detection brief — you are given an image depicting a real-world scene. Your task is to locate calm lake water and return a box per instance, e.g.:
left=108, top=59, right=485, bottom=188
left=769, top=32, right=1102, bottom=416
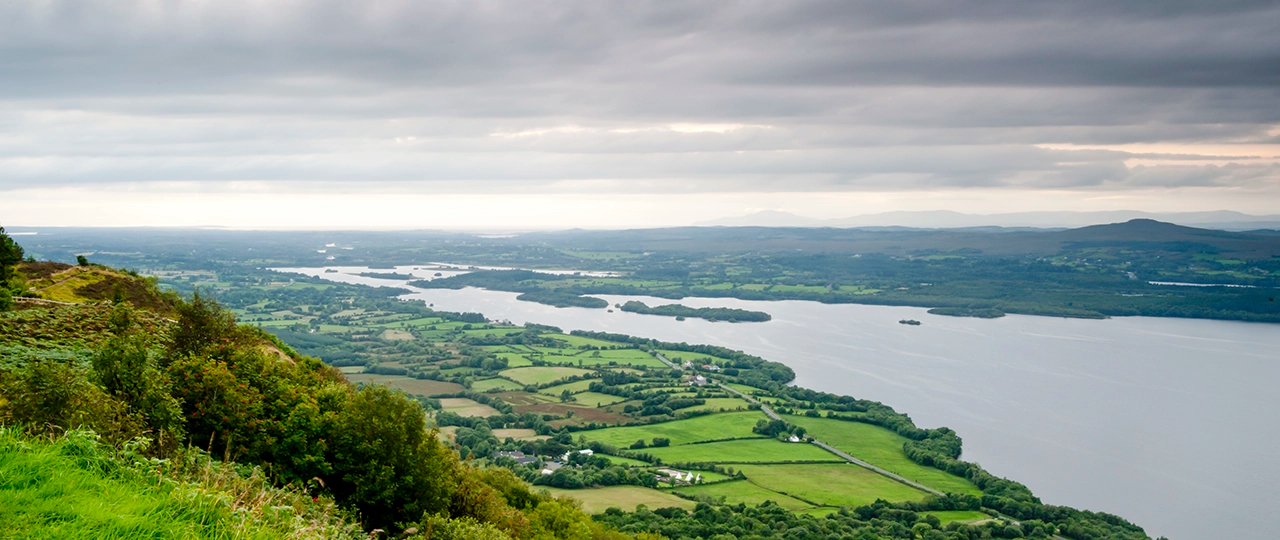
left=279, top=266, right=1280, bottom=540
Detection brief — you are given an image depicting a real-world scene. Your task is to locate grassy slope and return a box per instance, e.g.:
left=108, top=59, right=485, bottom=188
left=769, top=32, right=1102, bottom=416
left=0, top=429, right=356, bottom=540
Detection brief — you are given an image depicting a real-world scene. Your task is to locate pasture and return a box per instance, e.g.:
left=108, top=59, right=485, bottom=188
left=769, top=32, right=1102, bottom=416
left=733, top=464, right=925, bottom=507
left=499, top=367, right=594, bottom=386
left=439, top=398, right=499, bottom=417
left=539, top=380, right=595, bottom=395
left=577, top=411, right=766, bottom=447
left=573, top=392, right=628, bottom=407
left=470, top=378, right=524, bottom=392
left=671, top=480, right=810, bottom=511
left=643, top=439, right=838, bottom=464
left=541, top=486, right=695, bottom=514
left=924, top=510, right=991, bottom=525
left=786, top=416, right=980, bottom=495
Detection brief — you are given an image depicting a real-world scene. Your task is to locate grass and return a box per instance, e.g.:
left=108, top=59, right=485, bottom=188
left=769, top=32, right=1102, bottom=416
left=0, top=429, right=355, bottom=539
left=924, top=510, right=991, bottom=525
left=539, top=380, right=596, bottom=395
left=643, top=439, right=839, bottom=464
left=786, top=416, right=980, bottom=495
left=541, top=486, right=695, bottom=514
left=491, top=428, right=542, bottom=441
left=499, top=366, right=595, bottom=386
left=795, top=507, right=839, bottom=518
left=670, top=480, right=811, bottom=510
left=541, top=333, right=628, bottom=348
left=655, top=349, right=731, bottom=365
left=734, top=464, right=926, bottom=507
left=471, top=378, right=525, bottom=392
left=677, top=397, right=751, bottom=413
left=600, top=455, right=653, bottom=467
left=572, top=392, right=628, bottom=407
left=576, top=411, right=767, bottom=448
left=439, top=398, right=500, bottom=417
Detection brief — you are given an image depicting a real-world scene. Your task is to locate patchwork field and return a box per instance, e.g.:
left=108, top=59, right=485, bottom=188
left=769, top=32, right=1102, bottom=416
left=572, top=392, right=628, bottom=407
left=491, top=428, right=543, bottom=441
left=733, top=464, right=925, bottom=507
left=541, top=486, right=695, bottom=514
left=439, top=398, right=500, bottom=417
left=539, top=380, right=595, bottom=395
left=786, top=416, right=980, bottom=495
left=643, top=439, right=839, bottom=464
left=924, top=510, right=991, bottom=525
left=471, top=378, right=524, bottom=392
left=500, top=367, right=594, bottom=386
left=671, top=480, right=810, bottom=510
left=577, top=411, right=767, bottom=447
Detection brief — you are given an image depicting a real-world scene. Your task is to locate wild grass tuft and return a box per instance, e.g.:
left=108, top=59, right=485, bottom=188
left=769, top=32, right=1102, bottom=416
left=0, top=427, right=363, bottom=539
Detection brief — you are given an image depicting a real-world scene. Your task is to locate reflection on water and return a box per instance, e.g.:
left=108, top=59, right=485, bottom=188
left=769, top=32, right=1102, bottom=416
left=276, top=265, right=1280, bottom=540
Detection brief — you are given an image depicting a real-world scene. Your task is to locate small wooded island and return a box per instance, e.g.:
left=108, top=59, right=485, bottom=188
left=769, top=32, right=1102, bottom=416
left=619, top=300, right=772, bottom=322
left=899, top=319, right=922, bottom=325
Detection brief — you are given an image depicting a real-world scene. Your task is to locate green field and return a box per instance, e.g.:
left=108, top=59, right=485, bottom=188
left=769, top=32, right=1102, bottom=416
left=924, top=510, right=991, bottom=525
left=577, top=411, right=767, bottom=448
left=499, top=366, right=595, bottom=386
left=539, top=379, right=596, bottom=395
left=734, top=464, right=926, bottom=507
left=644, top=439, right=839, bottom=464
left=573, top=392, right=629, bottom=407
left=795, top=507, right=839, bottom=518
left=440, top=398, right=500, bottom=417
left=471, top=377, right=524, bottom=392
left=671, top=480, right=811, bottom=510
left=678, top=397, right=751, bottom=413
left=787, top=416, right=980, bottom=495
left=656, top=349, right=731, bottom=365
left=541, top=486, right=695, bottom=514
left=599, top=455, right=652, bottom=467
left=542, top=333, right=629, bottom=348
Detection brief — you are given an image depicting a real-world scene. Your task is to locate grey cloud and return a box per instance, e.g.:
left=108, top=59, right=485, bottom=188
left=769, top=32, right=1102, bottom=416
left=0, top=1, right=1277, bottom=196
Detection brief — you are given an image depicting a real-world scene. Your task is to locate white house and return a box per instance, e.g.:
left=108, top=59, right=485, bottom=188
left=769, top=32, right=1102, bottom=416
left=578, top=449, right=594, bottom=456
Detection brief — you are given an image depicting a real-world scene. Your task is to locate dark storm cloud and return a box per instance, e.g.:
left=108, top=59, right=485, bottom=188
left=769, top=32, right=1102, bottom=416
left=0, top=0, right=1278, bottom=193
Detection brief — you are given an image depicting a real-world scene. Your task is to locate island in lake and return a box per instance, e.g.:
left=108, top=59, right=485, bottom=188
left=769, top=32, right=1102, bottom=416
left=619, top=300, right=771, bottom=322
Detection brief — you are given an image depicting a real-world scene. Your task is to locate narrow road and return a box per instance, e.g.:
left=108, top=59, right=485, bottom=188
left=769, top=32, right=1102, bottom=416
left=651, top=351, right=677, bottom=369
left=717, top=382, right=945, bottom=497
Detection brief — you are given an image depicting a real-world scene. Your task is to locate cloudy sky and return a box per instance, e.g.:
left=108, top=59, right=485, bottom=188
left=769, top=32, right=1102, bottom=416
left=3, top=1, right=1279, bottom=229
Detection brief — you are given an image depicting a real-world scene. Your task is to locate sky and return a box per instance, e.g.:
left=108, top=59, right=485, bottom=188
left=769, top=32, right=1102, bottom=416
left=2, top=1, right=1279, bottom=229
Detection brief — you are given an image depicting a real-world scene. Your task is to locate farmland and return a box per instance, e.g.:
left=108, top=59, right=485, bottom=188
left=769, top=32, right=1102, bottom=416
left=642, top=439, right=839, bottom=464
left=786, top=416, right=980, bottom=495
left=732, top=464, right=925, bottom=507
left=576, top=411, right=766, bottom=447
left=540, top=486, right=695, bottom=514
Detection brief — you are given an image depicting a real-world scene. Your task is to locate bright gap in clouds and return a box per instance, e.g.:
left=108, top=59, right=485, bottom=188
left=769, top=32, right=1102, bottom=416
left=5, top=186, right=1278, bottom=230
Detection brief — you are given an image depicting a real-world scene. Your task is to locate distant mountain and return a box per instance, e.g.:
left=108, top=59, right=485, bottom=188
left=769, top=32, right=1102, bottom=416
left=696, top=210, right=1280, bottom=231
left=527, top=219, right=1280, bottom=257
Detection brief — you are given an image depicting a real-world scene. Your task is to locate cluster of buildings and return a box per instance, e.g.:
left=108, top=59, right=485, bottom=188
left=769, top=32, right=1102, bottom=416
left=493, top=449, right=596, bottom=476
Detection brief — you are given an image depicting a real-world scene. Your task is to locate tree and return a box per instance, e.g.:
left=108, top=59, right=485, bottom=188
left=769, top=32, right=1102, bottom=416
left=76, top=255, right=89, bottom=266
left=0, top=226, right=24, bottom=309
left=166, top=291, right=243, bottom=363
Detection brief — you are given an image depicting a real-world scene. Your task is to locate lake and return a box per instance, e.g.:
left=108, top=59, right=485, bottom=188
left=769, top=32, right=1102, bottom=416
left=279, top=265, right=1280, bottom=540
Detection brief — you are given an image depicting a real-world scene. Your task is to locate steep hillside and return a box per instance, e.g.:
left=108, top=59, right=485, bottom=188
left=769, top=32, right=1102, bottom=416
left=14, top=261, right=175, bottom=314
